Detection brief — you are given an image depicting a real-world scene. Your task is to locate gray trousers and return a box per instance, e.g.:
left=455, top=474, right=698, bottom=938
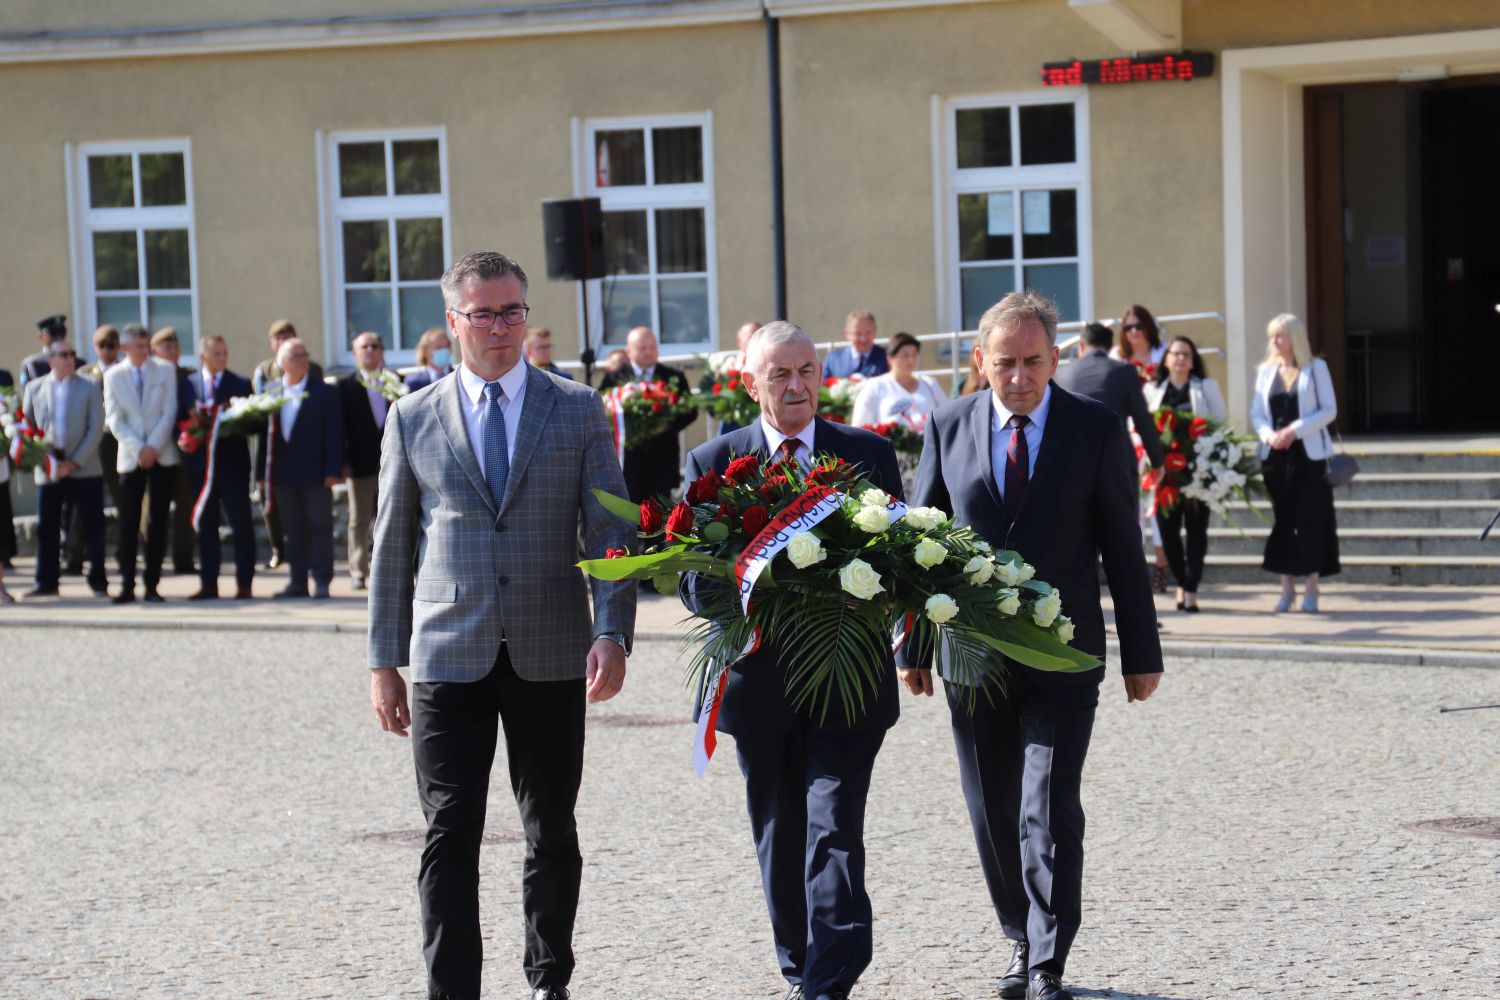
left=273, top=482, right=334, bottom=592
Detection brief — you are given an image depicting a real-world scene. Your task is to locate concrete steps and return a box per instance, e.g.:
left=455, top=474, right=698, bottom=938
left=1194, top=437, right=1500, bottom=586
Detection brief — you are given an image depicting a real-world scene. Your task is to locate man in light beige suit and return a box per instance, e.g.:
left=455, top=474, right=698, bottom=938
left=104, top=323, right=180, bottom=603
left=22, top=341, right=107, bottom=597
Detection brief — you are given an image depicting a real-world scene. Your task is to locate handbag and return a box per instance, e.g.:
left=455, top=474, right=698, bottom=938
left=1310, top=360, right=1359, bottom=487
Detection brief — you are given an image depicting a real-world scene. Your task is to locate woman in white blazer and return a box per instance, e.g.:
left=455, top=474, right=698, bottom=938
left=1249, top=313, right=1341, bottom=613
left=1145, top=336, right=1227, bottom=612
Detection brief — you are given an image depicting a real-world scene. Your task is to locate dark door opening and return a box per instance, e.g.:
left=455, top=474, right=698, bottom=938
left=1305, top=78, right=1500, bottom=433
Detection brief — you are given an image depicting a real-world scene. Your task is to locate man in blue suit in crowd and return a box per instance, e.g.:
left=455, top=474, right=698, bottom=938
left=180, top=333, right=258, bottom=600
left=820, top=310, right=888, bottom=380
left=683, top=321, right=903, bottom=1000
left=256, top=337, right=343, bottom=599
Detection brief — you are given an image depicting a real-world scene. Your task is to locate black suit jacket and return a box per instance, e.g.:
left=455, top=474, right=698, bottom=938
left=179, top=369, right=254, bottom=488
left=255, top=379, right=344, bottom=487
left=1056, top=349, right=1164, bottom=469
left=599, top=362, right=695, bottom=501
left=906, top=385, right=1162, bottom=682
left=683, top=418, right=906, bottom=734
left=337, top=372, right=386, bottom=479
left=0, top=367, right=12, bottom=388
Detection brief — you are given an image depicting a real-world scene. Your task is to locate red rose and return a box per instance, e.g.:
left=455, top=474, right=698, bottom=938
left=686, top=469, right=721, bottom=505
left=640, top=498, right=663, bottom=534
left=664, top=500, right=694, bottom=539
left=1164, top=452, right=1189, bottom=472
left=1156, top=484, right=1180, bottom=511
left=823, top=376, right=838, bottom=387
left=1155, top=410, right=1177, bottom=433
left=758, top=474, right=789, bottom=499
left=714, top=502, right=736, bottom=526
left=740, top=504, right=770, bottom=537
left=669, top=393, right=680, bottom=404
left=1188, top=416, right=1210, bottom=439
left=651, top=401, right=664, bottom=414
left=605, top=547, right=627, bottom=559
left=712, top=382, right=723, bottom=394
left=724, top=454, right=761, bottom=484
left=654, top=379, right=666, bottom=390
left=1169, top=440, right=1181, bottom=452
left=727, top=378, right=740, bottom=390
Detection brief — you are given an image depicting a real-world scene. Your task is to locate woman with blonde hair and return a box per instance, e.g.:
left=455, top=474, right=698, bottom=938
left=405, top=327, right=455, bottom=391
left=1250, top=313, right=1341, bottom=612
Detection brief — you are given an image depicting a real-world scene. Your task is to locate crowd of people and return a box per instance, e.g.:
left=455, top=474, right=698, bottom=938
left=3, top=302, right=1342, bottom=616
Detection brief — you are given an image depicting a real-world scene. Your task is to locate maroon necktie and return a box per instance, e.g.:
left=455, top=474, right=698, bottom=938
left=1004, top=415, right=1030, bottom=519
left=776, top=438, right=800, bottom=466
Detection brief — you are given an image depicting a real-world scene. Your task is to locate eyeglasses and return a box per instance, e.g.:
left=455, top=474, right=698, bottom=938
left=453, top=306, right=530, bottom=329
left=1122, top=323, right=1144, bottom=333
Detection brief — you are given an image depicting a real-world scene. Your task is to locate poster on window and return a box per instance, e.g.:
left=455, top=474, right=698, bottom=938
left=985, top=192, right=1014, bottom=237
left=1022, top=192, right=1051, bottom=235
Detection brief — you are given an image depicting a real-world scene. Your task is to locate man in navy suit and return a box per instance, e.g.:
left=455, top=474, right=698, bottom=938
left=821, top=310, right=888, bottom=380
left=180, top=334, right=258, bottom=600
left=255, top=338, right=343, bottom=599
left=899, top=292, right=1162, bottom=1000
left=683, top=322, right=903, bottom=1000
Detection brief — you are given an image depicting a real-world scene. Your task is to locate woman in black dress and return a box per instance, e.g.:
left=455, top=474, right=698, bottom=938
left=1250, top=314, right=1341, bottom=612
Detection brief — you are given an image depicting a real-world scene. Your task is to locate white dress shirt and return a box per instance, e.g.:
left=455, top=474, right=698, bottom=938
left=759, top=416, right=815, bottom=469
left=631, top=365, right=656, bottom=384
left=457, top=361, right=528, bottom=479
left=280, top=376, right=307, bottom=441
left=989, top=384, right=1052, bottom=503
left=198, top=367, right=220, bottom=405
left=49, top=373, right=73, bottom=444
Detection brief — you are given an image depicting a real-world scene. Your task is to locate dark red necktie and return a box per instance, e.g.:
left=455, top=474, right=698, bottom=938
left=1004, top=415, right=1030, bottom=519
left=777, top=438, right=800, bottom=466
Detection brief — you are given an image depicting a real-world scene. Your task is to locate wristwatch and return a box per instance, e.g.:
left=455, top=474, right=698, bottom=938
left=596, top=631, right=630, bottom=656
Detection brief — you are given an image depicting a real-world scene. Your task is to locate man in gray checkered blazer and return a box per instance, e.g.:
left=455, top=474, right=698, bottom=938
left=368, top=251, right=636, bottom=1000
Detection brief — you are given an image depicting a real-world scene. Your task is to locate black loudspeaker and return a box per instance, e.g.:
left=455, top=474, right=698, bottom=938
left=542, top=197, right=605, bottom=281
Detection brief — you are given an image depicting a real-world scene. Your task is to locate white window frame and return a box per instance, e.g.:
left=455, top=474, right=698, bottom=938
left=577, top=112, right=718, bottom=356
left=934, top=90, right=1093, bottom=333
left=318, top=126, right=451, bottom=368
left=67, top=138, right=200, bottom=360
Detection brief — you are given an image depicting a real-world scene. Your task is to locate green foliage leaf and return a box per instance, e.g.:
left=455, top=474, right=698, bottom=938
left=590, top=488, right=643, bottom=526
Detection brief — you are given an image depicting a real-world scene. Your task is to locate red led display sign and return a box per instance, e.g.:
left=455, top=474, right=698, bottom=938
left=1041, top=52, right=1215, bottom=87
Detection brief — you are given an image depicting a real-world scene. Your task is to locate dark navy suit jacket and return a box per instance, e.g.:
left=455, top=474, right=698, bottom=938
left=179, top=369, right=254, bottom=488
left=255, top=379, right=343, bottom=487
left=683, top=418, right=905, bottom=735
left=903, top=384, right=1162, bottom=683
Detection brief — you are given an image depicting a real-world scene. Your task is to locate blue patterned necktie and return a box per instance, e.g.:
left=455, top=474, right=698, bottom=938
left=483, top=381, right=509, bottom=508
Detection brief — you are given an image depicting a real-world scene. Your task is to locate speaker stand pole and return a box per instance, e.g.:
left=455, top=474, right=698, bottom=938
left=579, top=279, right=596, bottom=387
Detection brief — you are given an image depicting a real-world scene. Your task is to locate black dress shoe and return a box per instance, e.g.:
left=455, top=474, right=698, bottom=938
left=273, top=586, right=309, bottom=600
left=189, top=588, right=220, bottom=600
left=144, top=588, right=165, bottom=603
left=1026, top=972, right=1072, bottom=1000
left=25, top=586, right=59, bottom=598
left=111, top=590, right=136, bottom=605
left=234, top=586, right=253, bottom=600
left=812, top=990, right=849, bottom=1000
left=998, top=939, right=1028, bottom=998
left=532, top=987, right=569, bottom=1000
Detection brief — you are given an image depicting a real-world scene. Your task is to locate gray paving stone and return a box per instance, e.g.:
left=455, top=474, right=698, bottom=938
left=1, top=629, right=1496, bottom=998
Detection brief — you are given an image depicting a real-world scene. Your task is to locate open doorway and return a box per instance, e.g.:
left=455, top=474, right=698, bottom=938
left=1305, top=77, right=1500, bottom=433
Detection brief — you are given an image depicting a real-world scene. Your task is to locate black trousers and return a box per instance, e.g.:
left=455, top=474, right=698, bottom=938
left=115, top=463, right=175, bottom=590
left=412, top=648, right=586, bottom=1000
left=948, top=671, right=1098, bottom=977
left=272, top=483, right=333, bottom=592
left=171, top=461, right=197, bottom=570
left=1156, top=502, right=1210, bottom=593
left=0, top=480, right=16, bottom=563
left=198, top=479, right=257, bottom=592
left=65, top=434, right=118, bottom=569
left=36, top=476, right=106, bottom=592
left=1262, top=443, right=1341, bottom=577
left=735, top=720, right=885, bottom=998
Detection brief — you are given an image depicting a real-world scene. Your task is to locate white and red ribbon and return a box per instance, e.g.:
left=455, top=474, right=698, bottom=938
left=602, top=387, right=627, bottom=466
left=189, top=405, right=224, bottom=533
left=8, top=417, right=59, bottom=479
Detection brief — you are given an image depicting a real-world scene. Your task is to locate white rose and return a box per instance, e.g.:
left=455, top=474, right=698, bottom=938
left=963, top=555, right=994, bottom=585
left=839, top=559, right=885, bottom=601
left=902, top=506, right=947, bottom=531
left=996, top=559, right=1034, bottom=586
left=1032, top=589, right=1062, bottom=628
left=913, top=537, right=948, bottom=569
left=995, top=588, right=1021, bottom=616
left=1016, top=561, right=1036, bottom=583
left=860, top=487, right=892, bottom=510
left=785, top=531, right=827, bottom=569
left=925, top=593, right=959, bottom=624
left=1054, top=616, right=1075, bottom=643
left=851, top=502, right=890, bottom=534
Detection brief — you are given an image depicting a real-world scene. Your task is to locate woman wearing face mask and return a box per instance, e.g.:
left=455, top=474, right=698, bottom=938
left=405, top=328, right=455, bottom=391
left=1145, top=336, right=1227, bottom=612
left=1251, top=313, right=1340, bottom=613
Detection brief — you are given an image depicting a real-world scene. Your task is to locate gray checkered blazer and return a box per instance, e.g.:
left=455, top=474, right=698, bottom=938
left=368, top=364, right=636, bottom=683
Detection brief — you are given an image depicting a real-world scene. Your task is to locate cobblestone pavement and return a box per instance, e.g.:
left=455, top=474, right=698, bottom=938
left=2, top=628, right=1497, bottom=999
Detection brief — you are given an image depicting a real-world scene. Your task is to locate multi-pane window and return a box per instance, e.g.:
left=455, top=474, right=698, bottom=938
left=77, top=142, right=197, bottom=350
left=328, top=131, right=449, bottom=359
left=584, top=115, right=716, bottom=349
left=945, top=94, right=1090, bottom=330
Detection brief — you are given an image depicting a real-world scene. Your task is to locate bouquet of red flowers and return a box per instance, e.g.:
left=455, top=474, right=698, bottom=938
left=1, top=387, right=57, bottom=475
left=601, top=380, right=698, bottom=453
left=696, top=364, right=760, bottom=428
left=818, top=374, right=864, bottom=423
left=1147, top=407, right=1266, bottom=520
left=177, top=407, right=217, bottom=455
left=861, top=417, right=925, bottom=459
left=1129, top=360, right=1157, bottom=385
left=579, top=452, right=1095, bottom=728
